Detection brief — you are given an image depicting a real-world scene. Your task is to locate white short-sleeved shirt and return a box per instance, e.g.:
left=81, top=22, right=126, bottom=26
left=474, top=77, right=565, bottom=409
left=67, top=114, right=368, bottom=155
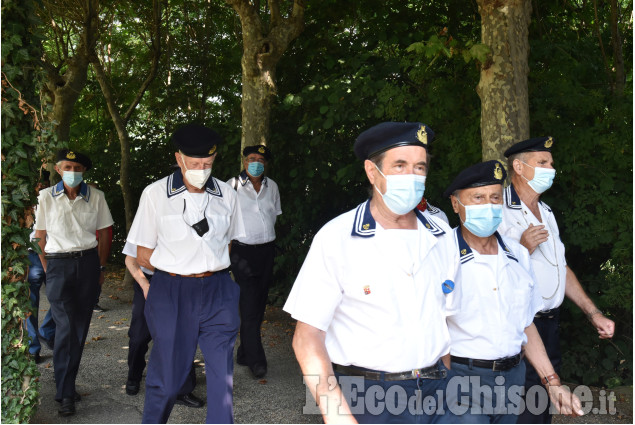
left=122, top=241, right=154, bottom=275
left=284, top=200, right=460, bottom=372
left=447, top=227, right=544, bottom=360
left=227, top=172, right=281, bottom=245
left=498, top=184, right=567, bottom=310
left=34, top=181, right=114, bottom=253
left=126, top=170, right=245, bottom=275
left=424, top=202, right=450, bottom=225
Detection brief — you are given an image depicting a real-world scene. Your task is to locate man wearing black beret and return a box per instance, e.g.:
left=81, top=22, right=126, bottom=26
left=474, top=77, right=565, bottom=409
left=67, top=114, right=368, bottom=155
left=499, top=137, right=615, bottom=423
left=285, top=122, right=461, bottom=423
left=126, top=124, right=245, bottom=423
left=442, top=160, right=583, bottom=422
left=227, top=144, right=281, bottom=379
left=33, top=149, right=113, bottom=416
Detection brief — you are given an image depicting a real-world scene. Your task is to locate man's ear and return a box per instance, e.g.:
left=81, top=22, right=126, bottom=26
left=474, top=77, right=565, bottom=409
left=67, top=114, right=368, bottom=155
left=512, top=158, right=523, bottom=175
left=364, top=160, right=377, bottom=185
left=450, top=194, right=460, bottom=214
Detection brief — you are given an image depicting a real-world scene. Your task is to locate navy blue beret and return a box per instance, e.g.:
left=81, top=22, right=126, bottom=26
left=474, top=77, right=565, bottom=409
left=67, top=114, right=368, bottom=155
left=354, top=122, right=434, bottom=160
left=243, top=144, right=272, bottom=161
left=56, top=149, right=92, bottom=171
left=172, top=124, right=222, bottom=158
left=443, top=160, right=507, bottom=198
left=504, top=136, right=553, bottom=158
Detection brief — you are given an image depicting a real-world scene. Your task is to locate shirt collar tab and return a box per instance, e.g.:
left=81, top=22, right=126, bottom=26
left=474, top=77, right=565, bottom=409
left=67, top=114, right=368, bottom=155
left=51, top=181, right=90, bottom=202
left=505, top=184, right=522, bottom=209
left=351, top=200, right=376, bottom=237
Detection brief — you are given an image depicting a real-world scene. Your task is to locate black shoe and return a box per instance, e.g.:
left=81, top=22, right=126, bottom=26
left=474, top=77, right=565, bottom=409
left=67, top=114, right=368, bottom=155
left=55, top=392, right=81, bottom=403
left=32, top=352, right=42, bottom=364
left=93, top=304, right=105, bottom=313
left=175, top=392, right=205, bottom=408
left=125, top=380, right=140, bottom=395
left=251, top=364, right=267, bottom=379
left=236, top=357, right=248, bottom=366
left=58, top=398, right=75, bottom=416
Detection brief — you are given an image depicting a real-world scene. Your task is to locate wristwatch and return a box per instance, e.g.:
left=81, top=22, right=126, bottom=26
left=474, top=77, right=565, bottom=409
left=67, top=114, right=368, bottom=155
left=99, top=266, right=106, bottom=272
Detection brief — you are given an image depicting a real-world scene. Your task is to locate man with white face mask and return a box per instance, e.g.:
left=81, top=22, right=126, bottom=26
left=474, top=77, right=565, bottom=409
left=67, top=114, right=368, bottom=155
left=443, top=160, right=583, bottom=423
left=499, top=137, right=615, bottom=423
left=126, top=124, right=245, bottom=423
left=285, top=122, right=461, bottom=424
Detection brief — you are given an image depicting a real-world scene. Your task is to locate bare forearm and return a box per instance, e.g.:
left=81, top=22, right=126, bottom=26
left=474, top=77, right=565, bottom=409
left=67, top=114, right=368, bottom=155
left=136, top=246, right=155, bottom=271
left=97, top=228, right=110, bottom=267
left=523, top=324, right=556, bottom=379
left=564, top=266, right=596, bottom=315
left=125, top=256, right=150, bottom=287
left=34, top=230, right=47, bottom=271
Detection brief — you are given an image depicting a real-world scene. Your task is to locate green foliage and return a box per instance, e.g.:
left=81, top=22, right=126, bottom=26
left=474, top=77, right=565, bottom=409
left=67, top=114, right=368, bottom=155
left=1, top=0, right=47, bottom=421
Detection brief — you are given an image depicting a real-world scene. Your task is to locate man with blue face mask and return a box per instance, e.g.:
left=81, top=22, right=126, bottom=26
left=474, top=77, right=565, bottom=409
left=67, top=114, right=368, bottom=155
left=443, top=160, right=584, bottom=423
left=500, top=137, right=615, bottom=424
left=227, top=145, right=281, bottom=379
left=285, top=122, right=462, bottom=424
left=33, top=149, right=113, bottom=416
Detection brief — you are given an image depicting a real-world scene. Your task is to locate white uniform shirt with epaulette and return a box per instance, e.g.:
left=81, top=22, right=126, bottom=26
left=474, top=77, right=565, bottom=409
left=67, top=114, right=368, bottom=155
left=447, top=227, right=543, bottom=360
left=284, top=200, right=460, bottom=373
left=227, top=171, right=281, bottom=245
left=126, top=170, right=245, bottom=275
left=34, top=181, right=114, bottom=253
left=498, top=184, right=567, bottom=310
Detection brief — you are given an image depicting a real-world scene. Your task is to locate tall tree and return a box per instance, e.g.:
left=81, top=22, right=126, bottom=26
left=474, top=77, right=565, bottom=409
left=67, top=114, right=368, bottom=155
left=476, top=0, right=532, bottom=163
left=225, top=0, right=305, bottom=152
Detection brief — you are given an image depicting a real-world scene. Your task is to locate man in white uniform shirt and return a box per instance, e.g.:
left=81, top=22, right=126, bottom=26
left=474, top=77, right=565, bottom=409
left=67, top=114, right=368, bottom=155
left=499, top=137, right=614, bottom=423
left=285, top=122, right=460, bottom=424
left=443, top=160, right=583, bottom=423
left=227, top=144, right=281, bottom=379
left=34, top=149, right=114, bottom=417
left=126, top=124, right=245, bottom=423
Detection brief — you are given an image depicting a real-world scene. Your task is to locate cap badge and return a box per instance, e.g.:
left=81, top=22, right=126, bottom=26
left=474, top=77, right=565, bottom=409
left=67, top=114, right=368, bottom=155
left=209, top=145, right=217, bottom=155
left=363, top=285, right=371, bottom=295
left=66, top=151, right=76, bottom=160
left=544, top=137, right=553, bottom=148
left=258, top=146, right=265, bottom=154
left=494, top=163, right=503, bottom=180
left=416, top=125, right=428, bottom=145
left=461, top=249, right=467, bottom=255
left=363, top=223, right=370, bottom=230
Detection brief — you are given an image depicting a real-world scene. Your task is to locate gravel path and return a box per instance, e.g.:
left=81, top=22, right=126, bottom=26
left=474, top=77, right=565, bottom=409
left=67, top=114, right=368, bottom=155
left=29, top=268, right=631, bottom=424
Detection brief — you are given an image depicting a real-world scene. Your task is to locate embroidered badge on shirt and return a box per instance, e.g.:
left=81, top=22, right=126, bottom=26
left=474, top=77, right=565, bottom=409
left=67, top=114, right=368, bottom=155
left=363, top=285, right=371, bottom=295
left=442, top=280, right=455, bottom=294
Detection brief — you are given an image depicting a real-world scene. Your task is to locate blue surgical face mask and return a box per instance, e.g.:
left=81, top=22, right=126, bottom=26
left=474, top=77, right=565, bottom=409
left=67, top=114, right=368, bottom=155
left=374, top=164, right=426, bottom=215
left=521, top=161, right=556, bottom=194
left=458, top=200, right=503, bottom=238
left=62, top=171, right=83, bottom=188
left=247, top=161, right=265, bottom=177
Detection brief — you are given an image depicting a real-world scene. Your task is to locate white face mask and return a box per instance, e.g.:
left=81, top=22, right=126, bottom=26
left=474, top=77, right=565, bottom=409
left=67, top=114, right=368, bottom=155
left=374, top=164, right=426, bottom=215
left=181, top=154, right=212, bottom=189
left=521, top=161, right=556, bottom=194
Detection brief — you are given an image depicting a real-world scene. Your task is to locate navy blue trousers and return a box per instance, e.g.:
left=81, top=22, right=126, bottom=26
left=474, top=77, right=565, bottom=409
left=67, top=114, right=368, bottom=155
left=517, top=312, right=561, bottom=424
left=127, top=274, right=195, bottom=394
left=45, top=250, right=100, bottom=400
left=230, top=242, right=275, bottom=369
left=450, top=360, right=526, bottom=423
left=26, top=251, right=56, bottom=354
left=142, top=270, right=240, bottom=424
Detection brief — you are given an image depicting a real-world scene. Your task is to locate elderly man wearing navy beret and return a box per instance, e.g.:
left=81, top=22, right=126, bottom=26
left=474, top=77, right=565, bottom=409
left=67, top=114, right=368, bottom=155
left=285, top=122, right=460, bottom=423
left=126, top=124, right=245, bottom=423
left=499, top=137, right=615, bottom=423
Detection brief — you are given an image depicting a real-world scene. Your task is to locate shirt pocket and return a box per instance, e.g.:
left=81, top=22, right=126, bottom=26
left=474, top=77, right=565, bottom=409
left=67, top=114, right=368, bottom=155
left=78, top=211, right=98, bottom=234
left=158, top=215, right=190, bottom=242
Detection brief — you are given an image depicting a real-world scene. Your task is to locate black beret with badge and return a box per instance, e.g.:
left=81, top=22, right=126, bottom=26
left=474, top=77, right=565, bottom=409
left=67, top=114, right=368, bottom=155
left=503, top=136, right=554, bottom=158
left=56, top=149, right=92, bottom=171
left=243, top=144, right=272, bottom=161
left=354, top=122, right=435, bottom=160
left=172, top=124, right=223, bottom=158
left=443, top=160, right=507, bottom=198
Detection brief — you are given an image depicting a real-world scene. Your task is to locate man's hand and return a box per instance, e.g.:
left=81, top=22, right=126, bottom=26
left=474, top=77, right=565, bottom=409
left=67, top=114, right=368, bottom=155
left=590, top=313, right=615, bottom=339
left=547, top=385, right=584, bottom=417
left=519, top=223, right=549, bottom=254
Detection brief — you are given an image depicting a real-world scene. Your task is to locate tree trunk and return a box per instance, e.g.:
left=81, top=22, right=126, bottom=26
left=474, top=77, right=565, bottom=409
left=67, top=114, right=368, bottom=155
left=226, top=0, right=305, bottom=154
left=476, top=0, right=532, bottom=164
left=610, top=0, right=625, bottom=94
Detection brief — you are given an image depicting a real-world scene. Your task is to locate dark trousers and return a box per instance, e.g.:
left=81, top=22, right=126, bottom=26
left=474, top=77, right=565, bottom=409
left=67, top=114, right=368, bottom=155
left=230, top=242, right=275, bottom=369
left=142, top=270, right=240, bottom=424
left=127, top=274, right=195, bottom=395
left=45, top=250, right=100, bottom=400
left=517, top=311, right=561, bottom=424
left=26, top=251, right=56, bottom=354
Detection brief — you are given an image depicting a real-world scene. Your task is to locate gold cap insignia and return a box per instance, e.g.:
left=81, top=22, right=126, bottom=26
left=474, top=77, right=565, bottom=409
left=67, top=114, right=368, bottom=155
left=363, top=223, right=370, bottom=230
left=66, top=151, right=76, bottom=160
left=258, top=147, right=265, bottom=154
left=544, top=137, right=553, bottom=148
left=461, top=249, right=467, bottom=255
left=416, top=125, right=428, bottom=145
left=209, top=145, right=217, bottom=155
left=494, top=163, right=503, bottom=180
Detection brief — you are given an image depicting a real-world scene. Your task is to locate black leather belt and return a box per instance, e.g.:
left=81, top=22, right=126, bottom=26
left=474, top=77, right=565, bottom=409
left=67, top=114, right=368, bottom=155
left=231, top=240, right=274, bottom=248
left=535, top=308, right=559, bottom=319
left=45, top=248, right=97, bottom=259
left=451, top=353, right=522, bottom=371
left=332, top=362, right=446, bottom=381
